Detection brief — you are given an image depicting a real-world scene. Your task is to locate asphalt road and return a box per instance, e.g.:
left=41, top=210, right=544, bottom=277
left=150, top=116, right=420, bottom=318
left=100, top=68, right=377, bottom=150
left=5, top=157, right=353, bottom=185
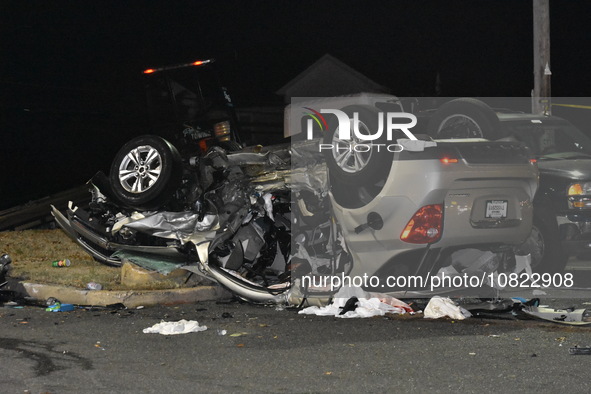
left=2, top=297, right=591, bottom=393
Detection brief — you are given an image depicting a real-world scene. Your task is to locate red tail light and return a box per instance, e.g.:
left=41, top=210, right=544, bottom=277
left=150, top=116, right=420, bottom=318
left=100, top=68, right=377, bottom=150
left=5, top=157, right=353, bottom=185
left=198, top=139, right=209, bottom=153
left=400, top=204, right=443, bottom=244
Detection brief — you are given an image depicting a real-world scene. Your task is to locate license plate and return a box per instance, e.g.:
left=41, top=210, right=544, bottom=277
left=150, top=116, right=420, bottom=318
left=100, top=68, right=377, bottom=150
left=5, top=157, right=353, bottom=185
left=485, top=200, right=508, bottom=218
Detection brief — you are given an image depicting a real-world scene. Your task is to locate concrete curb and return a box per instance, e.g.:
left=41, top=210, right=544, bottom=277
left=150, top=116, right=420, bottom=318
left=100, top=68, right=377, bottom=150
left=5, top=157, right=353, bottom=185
left=19, top=282, right=234, bottom=308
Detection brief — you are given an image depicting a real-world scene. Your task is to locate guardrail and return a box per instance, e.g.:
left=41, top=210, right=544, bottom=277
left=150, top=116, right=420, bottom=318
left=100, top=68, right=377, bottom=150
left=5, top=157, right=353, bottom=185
left=0, top=185, right=90, bottom=231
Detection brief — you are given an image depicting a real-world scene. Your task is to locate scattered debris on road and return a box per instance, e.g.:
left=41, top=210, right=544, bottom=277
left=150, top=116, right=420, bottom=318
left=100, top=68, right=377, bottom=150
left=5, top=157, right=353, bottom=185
left=569, top=346, right=591, bottom=355
left=143, top=319, right=208, bottom=335
left=514, top=299, right=591, bottom=326
left=86, top=282, right=103, bottom=290
left=424, top=296, right=471, bottom=320
left=46, top=300, right=76, bottom=312
left=299, top=286, right=412, bottom=318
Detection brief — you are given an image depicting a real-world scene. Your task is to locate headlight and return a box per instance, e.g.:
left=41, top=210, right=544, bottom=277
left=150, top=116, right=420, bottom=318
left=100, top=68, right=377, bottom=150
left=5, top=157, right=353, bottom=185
left=568, top=182, right=591, bottom=208
left=568, top=183, right=588, bottom=195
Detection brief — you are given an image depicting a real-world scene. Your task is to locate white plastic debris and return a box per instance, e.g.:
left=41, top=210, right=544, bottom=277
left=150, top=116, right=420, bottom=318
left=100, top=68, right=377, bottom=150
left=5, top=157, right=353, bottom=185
left=143, top=320, right=207, bottom=335
left=423, top=296, right=471, bottom=320
left=299, top=286, right=412, bottom=318
left=514, top=254, right=533, bottom=275
left=263, top=193, right=274, bottom=221
left=397, top=138, right=437, bottom=152
left=439, top=249, right=503, bottom=289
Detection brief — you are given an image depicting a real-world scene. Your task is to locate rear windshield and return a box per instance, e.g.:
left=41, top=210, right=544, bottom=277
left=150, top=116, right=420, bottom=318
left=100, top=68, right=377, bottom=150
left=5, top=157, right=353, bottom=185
left=501, top=119, right=591, bottom=160
left=145, top=65, right=226, bottom=125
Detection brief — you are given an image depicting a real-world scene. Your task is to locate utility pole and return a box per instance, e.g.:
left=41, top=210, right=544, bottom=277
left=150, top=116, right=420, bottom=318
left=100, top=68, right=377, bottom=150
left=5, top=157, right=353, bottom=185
left=532, top=0, right=551, bottom=115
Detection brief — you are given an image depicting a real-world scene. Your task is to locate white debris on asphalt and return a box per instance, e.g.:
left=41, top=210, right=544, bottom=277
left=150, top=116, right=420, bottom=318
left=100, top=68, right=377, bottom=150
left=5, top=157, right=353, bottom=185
left=143, top=320, right=208, bottom=335
left=423, top=296, right=471, bottom=320
left=299, top=286, right=412, bottom=318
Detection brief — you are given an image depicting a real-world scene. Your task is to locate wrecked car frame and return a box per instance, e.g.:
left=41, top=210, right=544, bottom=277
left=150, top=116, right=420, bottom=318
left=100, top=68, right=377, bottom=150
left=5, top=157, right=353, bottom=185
left=52, top=131, right=538, bottom=305
left=50, top=94, right=540, bottom=304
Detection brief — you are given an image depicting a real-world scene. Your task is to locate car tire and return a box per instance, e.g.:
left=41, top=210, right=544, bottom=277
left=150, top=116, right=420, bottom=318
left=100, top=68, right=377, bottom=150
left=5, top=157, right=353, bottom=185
left=323, top=105, right=393, bottom=186
left=109, top=135, right=182, bottom=210
left=427, top=98, right=502, bottom=139
left=517, top=203, right=568, bottom=273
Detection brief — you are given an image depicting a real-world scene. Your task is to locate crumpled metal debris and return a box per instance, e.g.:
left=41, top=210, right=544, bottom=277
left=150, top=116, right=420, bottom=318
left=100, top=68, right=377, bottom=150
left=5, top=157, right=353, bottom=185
left=513, top=300, right=591, bottom=326
left=0, top=253, right=16, bottom=304
left=123, top=211, right=218, bottom=241
left=0, top=253, right=12, bottom=288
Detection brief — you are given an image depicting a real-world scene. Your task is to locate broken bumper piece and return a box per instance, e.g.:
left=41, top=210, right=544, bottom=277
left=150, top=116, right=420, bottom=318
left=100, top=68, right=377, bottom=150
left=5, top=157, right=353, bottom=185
left=51, top=205, right=188, bottom=267
left=51, top=204, right=292, bottom=305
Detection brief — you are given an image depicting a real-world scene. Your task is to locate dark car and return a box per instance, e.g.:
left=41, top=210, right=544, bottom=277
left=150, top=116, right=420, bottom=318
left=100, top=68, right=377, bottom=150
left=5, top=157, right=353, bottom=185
left=427, top=98, right=591, bottom=272
left=142, top=58, right=242, bottom=154
left=498, top=113, right=591, bottom=259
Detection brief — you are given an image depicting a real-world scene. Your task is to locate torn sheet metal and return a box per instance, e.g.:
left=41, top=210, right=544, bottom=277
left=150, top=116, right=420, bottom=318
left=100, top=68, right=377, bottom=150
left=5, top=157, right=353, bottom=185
left=228, top=145, right=290, bottom=168
left=122, top=211, right=218, bottom=241
left=289, top=139, right=329, bottom=196
left=112, top=211, right=148, bottom=234
left=287, top=164, right=329, bottom=196
left=228, top=146, right=293, bottom=193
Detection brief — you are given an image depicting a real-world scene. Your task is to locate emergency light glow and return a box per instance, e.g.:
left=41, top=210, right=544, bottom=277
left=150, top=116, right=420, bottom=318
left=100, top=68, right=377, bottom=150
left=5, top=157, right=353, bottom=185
left=141, top=59, right=212, bottom=74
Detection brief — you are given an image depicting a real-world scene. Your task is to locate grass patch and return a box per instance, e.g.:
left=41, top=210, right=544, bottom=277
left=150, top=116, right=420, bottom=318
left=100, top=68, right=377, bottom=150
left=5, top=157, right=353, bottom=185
left=0, top=229, right=197, bottom=290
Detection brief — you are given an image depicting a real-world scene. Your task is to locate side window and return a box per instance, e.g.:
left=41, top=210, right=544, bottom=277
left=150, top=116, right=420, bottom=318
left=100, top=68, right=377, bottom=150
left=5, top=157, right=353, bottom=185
left=539, top=128, right=556, bottom=153
left=552, top=127, right=579, bottom=153
left=196, top=67, right=223, bottom=109
left=505, top=125, right=543, bottom=156
left=145, top=77, right=177, bottom=125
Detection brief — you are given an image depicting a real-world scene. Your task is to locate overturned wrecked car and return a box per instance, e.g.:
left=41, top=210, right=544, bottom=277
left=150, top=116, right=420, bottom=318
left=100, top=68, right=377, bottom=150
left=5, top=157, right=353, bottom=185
left=52, top=95, right=540, bottom=305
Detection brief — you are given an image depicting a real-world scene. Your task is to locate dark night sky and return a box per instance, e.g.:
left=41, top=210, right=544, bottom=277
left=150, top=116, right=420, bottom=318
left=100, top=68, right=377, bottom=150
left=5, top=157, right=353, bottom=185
left=2, top=0, right=591, bottom=209
left=6, top=0, right=591, bottom=101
